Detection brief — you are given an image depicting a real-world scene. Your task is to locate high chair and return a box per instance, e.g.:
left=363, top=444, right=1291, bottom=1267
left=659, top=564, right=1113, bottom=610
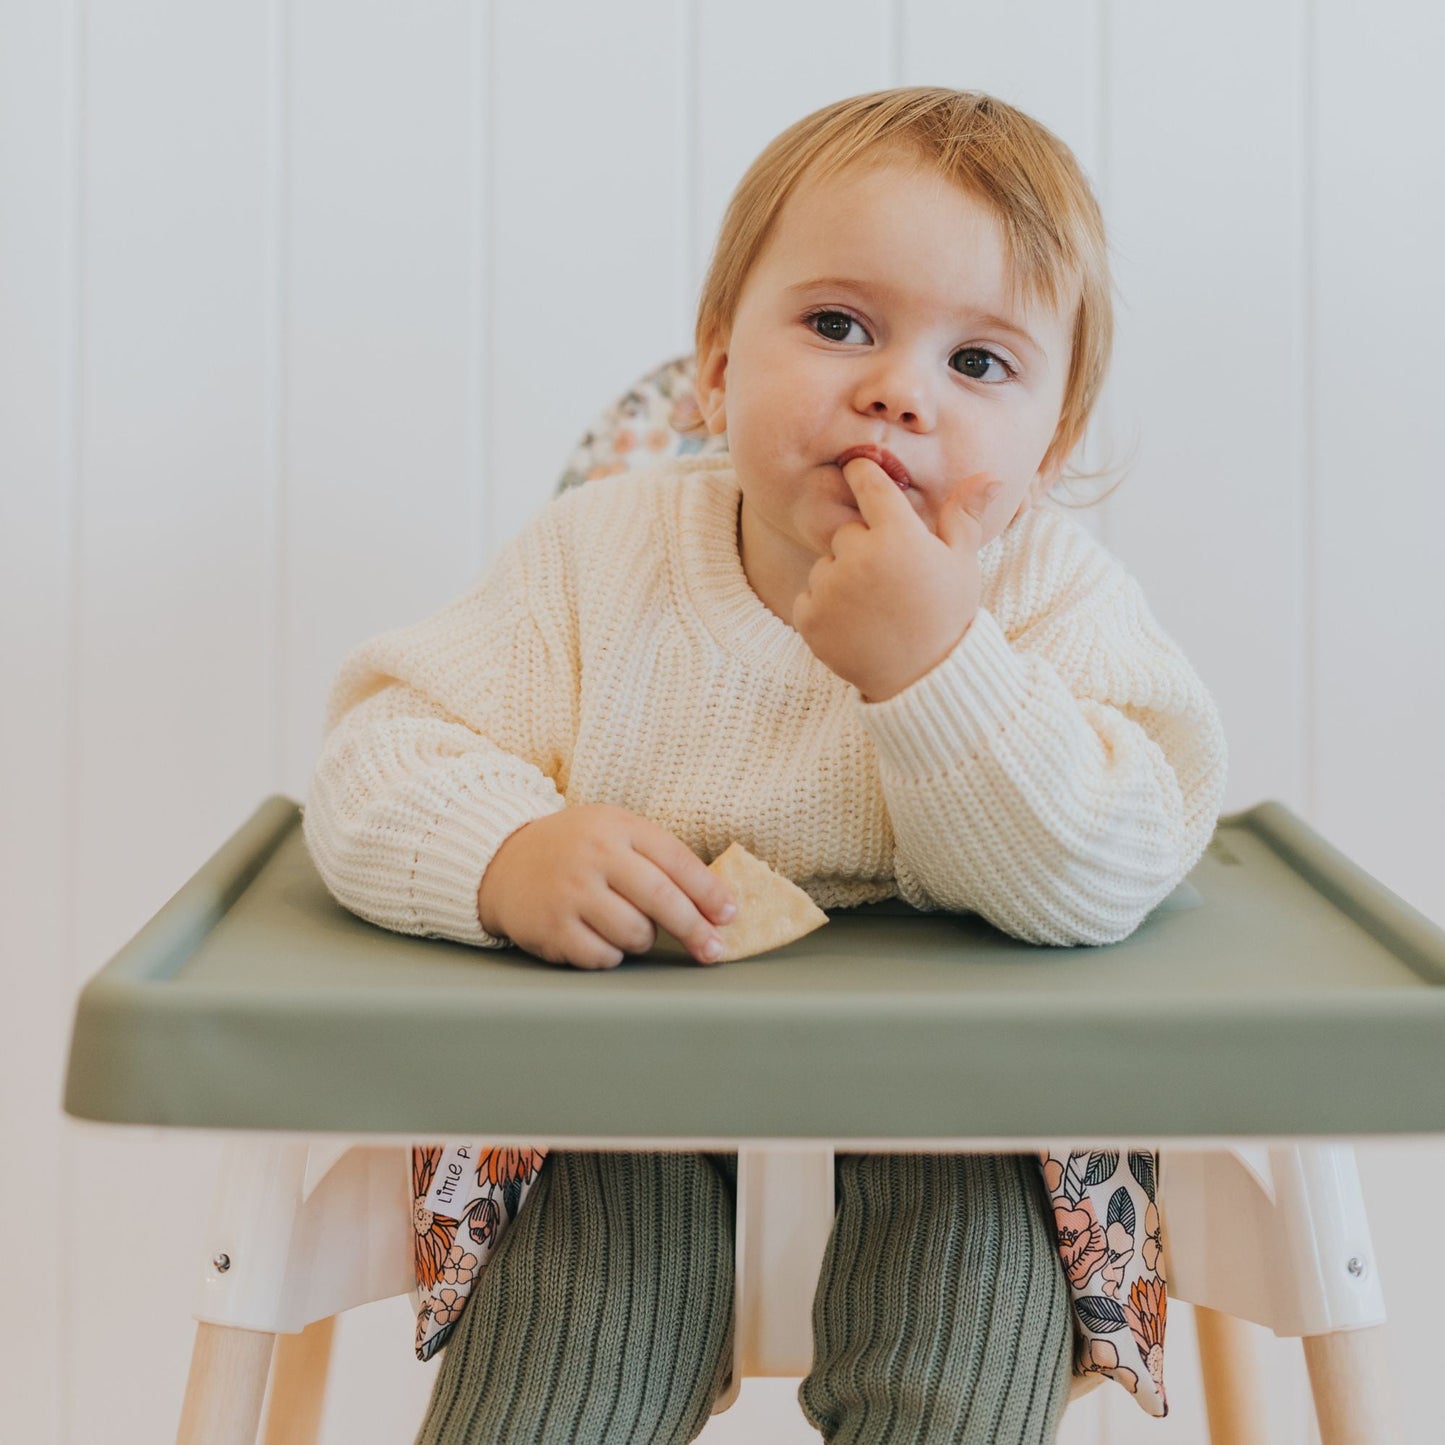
left=65, top=794, right=1445, bottom=1444
left=66, top=360, right=1444, bottom=1442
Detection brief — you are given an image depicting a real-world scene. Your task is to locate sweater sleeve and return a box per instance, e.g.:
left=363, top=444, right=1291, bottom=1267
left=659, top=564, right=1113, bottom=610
left=858, top=538, right=1227, bottom=947
left=302, top=516, right=576, bottom=948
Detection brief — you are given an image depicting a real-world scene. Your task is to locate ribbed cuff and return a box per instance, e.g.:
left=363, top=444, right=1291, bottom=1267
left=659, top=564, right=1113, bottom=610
left=857, top=608, right=1034, bottom=781
left=406, top=781, right=565, bottom=947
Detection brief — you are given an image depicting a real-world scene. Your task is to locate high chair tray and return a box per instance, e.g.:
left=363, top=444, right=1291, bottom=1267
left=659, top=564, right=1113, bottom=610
left=65, top=796, right=1445, bottom=1139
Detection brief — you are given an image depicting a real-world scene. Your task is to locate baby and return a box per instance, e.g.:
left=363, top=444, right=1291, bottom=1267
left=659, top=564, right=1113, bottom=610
left=305, top=87, right=1225, bottom=1445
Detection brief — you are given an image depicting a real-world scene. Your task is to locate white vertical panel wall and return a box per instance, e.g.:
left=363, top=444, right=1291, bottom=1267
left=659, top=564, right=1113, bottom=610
left=2, top=2, right=1442, bottom=1442
left=1, top=2, right=75, bottom=1441
left=1312, top=4, right=1445, bottom=1433
left=1105, top=0, right=1311, bottom=818
left=57, top=0, right=274, bottom=1436
left=487, top=0, right=701, bottom=557
left=282, top=0, right=481, bottom=796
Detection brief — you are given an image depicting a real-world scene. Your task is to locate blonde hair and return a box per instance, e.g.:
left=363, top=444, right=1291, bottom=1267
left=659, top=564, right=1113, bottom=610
left=694, top=87, right=1114, bottom=486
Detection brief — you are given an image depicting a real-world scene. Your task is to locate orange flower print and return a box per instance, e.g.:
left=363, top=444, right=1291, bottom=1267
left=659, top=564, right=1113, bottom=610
left=586, top=461, right=627, bottom=481
left=1102, top=1220, right=1135, bottom=1298
left=411, top=1147, right=459, bottom=1292
left=1054, top=1194, right=1107, bottom=1289
left=430, top=1287, right=466, bottom=1327
left=614, top=428, right=637, bottom=454
left=476, top=1147, right=547, bottom=1188
left=1141, top=1199, right=1165, bottom=1282
left=646, top=427, right=670, bottom=451
left=413, top=1146, right=442, bottom=1198
left=413, top=1194, right=458, bottom=1292
left=1125, top=1275, right=1168, bottom=1400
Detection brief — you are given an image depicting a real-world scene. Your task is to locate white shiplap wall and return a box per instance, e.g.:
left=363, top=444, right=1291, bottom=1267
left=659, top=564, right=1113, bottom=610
left=3, top=2, right=1442, bottom=1442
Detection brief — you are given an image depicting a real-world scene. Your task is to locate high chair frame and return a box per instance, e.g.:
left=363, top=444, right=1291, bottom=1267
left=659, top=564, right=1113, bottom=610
left=65, top=796, right=1445, bottom=1444
left=174, top=1133, right=1394, bottom=1445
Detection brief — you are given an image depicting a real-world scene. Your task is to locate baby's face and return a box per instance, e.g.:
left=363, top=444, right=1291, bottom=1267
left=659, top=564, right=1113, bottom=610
left=697, top=159, right=1074, bottom=590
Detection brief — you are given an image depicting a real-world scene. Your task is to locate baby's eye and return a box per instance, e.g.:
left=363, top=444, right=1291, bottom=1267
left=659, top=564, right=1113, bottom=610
left=950, top=347, right=1014, bottom=382
left=807, top=310, right=871, bottom=344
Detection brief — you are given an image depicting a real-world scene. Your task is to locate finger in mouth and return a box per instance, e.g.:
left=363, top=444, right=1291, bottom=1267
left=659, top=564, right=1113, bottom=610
left=835, top=445, right=913, bottom=490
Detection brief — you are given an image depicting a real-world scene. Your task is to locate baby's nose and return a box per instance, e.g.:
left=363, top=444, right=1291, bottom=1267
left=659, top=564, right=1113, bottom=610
left=853, top=358, right=933, bottom=428
left=867, top=398, right=919, bottom=424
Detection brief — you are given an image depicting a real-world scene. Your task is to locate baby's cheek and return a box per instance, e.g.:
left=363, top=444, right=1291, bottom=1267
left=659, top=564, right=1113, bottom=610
left=994, top=481, right=1038, bottom=538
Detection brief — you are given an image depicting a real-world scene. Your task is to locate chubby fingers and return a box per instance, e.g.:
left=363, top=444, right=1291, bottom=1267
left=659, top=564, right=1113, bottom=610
left=840, top=455, right=924, bottom=532
left=617, top=820, right=737, bottom=963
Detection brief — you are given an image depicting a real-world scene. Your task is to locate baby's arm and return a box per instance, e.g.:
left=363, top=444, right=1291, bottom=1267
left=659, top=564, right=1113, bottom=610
left=304, top=673, right=563, bottom=946
left=302, top=533, right=573, bottom=949
left=861, top=526, right=1227, bottom=946
left=303, top=513, right=732, bottom=964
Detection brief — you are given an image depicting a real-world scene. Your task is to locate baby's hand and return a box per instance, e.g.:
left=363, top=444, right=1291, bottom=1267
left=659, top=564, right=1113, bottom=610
left=793, top=457, right=998, bottom=701
left=476, top=804, right=737, bottom=969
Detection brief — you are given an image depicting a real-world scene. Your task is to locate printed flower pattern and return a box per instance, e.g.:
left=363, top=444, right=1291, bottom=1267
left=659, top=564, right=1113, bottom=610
left=411, top=1146, right=459, bottom=1292
left=476, top=1146, right=546, bottom=1189
left=462, top=1193, right=501, bottom=1247
left=1040, top=1147, right=1169, bottom=1419
left=1103, top=1220, right=1135, bottom=1298
left=1126, top=1275, right=1168, bottom=1397
left=440, top=1244, right=479, bottom=1287
left=1142, top=1198, right=1165, bottom=1281
left=555, top=355, right=725, bottom=496
left=1080, top=1337, right=1138, bottom=1396
left=411, top=1143, right=548, bottom=1363
left=1054, top=1193, right=1107, bottom=1288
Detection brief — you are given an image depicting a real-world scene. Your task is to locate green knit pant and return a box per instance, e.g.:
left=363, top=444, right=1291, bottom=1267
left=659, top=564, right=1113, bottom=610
left=799, top=1153, right=1072, bottom=1444
left=416, top=1151, right=1071, bottom=1445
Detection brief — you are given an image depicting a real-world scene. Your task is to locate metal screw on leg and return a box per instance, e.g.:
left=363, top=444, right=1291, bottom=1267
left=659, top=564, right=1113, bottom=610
left=212, top=1253, right=232, bottom=1274
left=1346, top=1255, right=1366, bottom=1278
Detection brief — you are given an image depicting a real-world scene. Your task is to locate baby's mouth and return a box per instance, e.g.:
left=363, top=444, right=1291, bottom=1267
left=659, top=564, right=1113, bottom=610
left=834, top=445, right=914, bottom=491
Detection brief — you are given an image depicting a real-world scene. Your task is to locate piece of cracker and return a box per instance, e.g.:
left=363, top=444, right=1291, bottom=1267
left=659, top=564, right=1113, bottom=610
left=651, top=842, right=829, bottom=961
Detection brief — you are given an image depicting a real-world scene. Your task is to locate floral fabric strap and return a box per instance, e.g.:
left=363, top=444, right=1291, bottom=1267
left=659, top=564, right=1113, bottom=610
left=412, top=1144, right=547, bottom=1362
left=1040, top=1147, right=1168, bottom=1417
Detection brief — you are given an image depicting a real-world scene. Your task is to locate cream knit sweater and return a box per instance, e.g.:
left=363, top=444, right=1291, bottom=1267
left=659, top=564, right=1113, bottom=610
left=304, top=456, right=1227, bottom=948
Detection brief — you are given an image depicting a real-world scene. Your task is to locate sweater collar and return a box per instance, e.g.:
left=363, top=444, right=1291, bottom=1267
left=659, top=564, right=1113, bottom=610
left=675, top=458, right=822, bottom=675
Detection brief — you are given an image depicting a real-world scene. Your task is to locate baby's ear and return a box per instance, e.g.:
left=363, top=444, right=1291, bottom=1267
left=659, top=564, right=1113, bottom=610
left=693, top=339, right=729, bottom=436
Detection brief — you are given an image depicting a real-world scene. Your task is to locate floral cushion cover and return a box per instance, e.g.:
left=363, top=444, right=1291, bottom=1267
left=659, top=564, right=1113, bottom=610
left=412, top=357, right=1169, bottom=1418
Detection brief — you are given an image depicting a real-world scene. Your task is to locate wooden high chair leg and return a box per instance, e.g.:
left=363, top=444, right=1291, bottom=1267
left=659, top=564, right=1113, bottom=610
left=1302, top=1325, right=1397, bottom=1445
left=176, top=1321, right=275, bottom=1445
left=1194, top=1306, right=1270, bottom=1445
left=262, top=1316, right=336, bottom=1445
